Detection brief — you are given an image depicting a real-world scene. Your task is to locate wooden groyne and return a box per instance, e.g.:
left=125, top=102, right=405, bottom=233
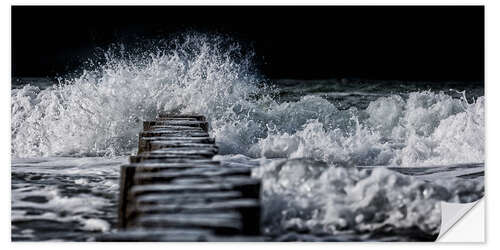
left=101, top=114, right=262, bottom=241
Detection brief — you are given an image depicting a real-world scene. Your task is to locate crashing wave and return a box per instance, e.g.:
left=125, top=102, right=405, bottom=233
left=11, top=34, right=484, bottom=167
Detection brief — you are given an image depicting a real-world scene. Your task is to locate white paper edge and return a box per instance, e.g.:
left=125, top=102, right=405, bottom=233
left=437, top=198, right=485, bottom=242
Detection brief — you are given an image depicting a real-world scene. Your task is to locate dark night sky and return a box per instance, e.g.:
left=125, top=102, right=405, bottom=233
left=12, top=6, right=484, bottom=81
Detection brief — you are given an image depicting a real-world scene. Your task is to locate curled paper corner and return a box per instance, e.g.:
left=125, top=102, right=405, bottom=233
left=437, top=198, right=484, bottom=242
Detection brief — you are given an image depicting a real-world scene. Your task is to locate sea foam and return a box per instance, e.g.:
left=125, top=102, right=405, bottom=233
left=11, top=33, right=484, bottom=167
left=11, top=33, right=485, bottom=241
left=252, top=158, right=483, bottom=237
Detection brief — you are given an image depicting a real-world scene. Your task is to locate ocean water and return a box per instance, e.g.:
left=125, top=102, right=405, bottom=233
left=11, top=34, right=484, bottom=241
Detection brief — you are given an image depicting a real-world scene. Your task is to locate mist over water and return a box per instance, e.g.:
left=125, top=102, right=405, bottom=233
left=11, top=33, right=484, bottom=241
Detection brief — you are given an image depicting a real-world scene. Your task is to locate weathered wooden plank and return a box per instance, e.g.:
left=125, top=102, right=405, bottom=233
left=159, top=116, right=206, bottom=121
left=147, top=147, right=218, bottom=153
left=157, top=117, right=199, bottom=121
left=130, top=179, right=261, bottom=198
left=130, top=155, right=214, bottom=163
left=133, top=168, right=251, bottom=185
left=149, top=142, right=218, bottom=148
left=147, top=125, right=206, bottom=131
left=97, top=228, right=215, bottom=242
left=133, top=199, right=259, bottom=213
left=158, top=114, right=207, bottom=121
left=140, top=131, right=209, bottom=138
left=144, top=120, right=209, bottom=126
left=138, top=137, right=217, bottom=154
left=137, top=153, right=216, bottom=160
left=134, top=191, right=245, bottom=205
left=136, top=213, right=243, bottom=235
left=144, top=120, right=209, bottom=132
left=135, top=167, right=252, bottom=179
left=142, top=136, right=215, bottom=142
left=123, top=161, right=221, bottom=170
left=142, top=149, right=218, bottom=158
left=128, top=200, right=261, bottom=235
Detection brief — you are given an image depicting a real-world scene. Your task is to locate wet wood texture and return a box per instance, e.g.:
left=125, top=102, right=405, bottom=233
left=113, top=114, right=262, bottom=241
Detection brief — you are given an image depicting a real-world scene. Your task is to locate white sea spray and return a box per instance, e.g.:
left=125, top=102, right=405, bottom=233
left=253, top=92, right=484, bottom=167
left=11, top=34, right=484, bottom=167
left=11, top=33, right=484, bottom=240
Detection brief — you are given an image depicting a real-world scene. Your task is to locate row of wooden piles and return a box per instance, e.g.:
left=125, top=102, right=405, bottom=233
left=100, top=114, right=262, bottom=241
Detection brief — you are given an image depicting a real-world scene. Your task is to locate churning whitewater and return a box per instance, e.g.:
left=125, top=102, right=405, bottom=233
left=11, top=35, right=484, bottom=166
left=11, top=34, right=484, bottom=241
